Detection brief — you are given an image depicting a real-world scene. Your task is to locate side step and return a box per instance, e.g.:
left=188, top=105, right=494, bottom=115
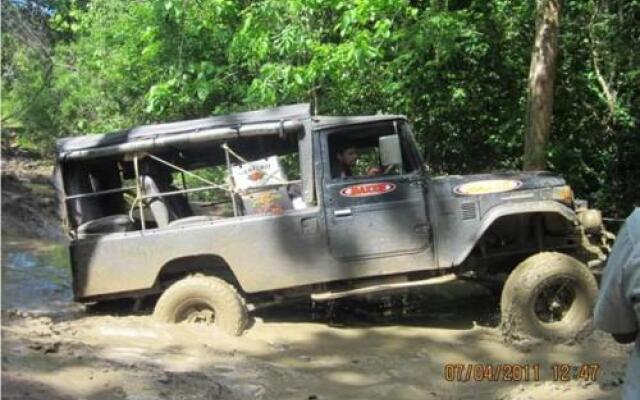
left=310, top=274, right=457, bottom=301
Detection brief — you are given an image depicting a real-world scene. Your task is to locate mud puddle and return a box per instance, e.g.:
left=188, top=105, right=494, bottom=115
left=1, top=237, right=76, bottom=314
left=1, top=237, right=631, bottom=399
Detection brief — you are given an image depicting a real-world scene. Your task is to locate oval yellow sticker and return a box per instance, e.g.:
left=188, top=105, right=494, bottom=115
left=453, top=179, right=522, bottom=195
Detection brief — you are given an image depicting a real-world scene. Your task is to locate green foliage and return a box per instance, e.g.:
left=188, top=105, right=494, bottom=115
left=549, top=0, right=640, bottom=215
left=2, top=0, right=638, bottom=216
left=179, top=166, right=229, bottom=202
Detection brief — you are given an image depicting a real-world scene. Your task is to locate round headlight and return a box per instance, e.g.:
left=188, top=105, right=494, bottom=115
left=577, top=209, right=603, bottom=234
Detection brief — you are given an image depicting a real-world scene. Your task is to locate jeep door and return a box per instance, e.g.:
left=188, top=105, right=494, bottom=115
left=321, top=120, right=432, bottom=261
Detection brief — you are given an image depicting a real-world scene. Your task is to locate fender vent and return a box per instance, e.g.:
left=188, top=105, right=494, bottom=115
left=461, top=202, right=477, bottom=220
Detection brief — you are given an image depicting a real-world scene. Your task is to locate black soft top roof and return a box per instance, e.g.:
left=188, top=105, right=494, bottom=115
left=313, top=115, right=405, bottom=130
left=55, top=103, right=406, bottom=156
left=56, top=103, right=311, bottom=154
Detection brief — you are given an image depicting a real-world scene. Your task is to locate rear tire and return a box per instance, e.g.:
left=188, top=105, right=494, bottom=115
left=154, top=275, right=248, bottom=336
left=500, top=252, right=598, bottom=342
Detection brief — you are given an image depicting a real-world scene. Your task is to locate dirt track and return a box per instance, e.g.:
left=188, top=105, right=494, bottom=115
left=0, top=154, right=632, bottom=399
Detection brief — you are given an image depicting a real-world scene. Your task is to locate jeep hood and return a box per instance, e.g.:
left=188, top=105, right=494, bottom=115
left=431, top=171, right=566, bottom=196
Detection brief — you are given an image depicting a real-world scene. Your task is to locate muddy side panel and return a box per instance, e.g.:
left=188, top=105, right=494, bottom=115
left=70, top=207, right=435, bottom=299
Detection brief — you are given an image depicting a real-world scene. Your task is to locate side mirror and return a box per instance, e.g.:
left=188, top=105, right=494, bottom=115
left=379, top=134, right=403, bottom=172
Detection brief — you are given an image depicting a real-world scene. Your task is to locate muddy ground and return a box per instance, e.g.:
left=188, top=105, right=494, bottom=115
left=1, top=151, right=63, bottom=241
left=1, top=153, right=632, bottom=399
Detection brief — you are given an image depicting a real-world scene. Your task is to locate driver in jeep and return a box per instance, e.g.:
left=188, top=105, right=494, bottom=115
left=332, top=145, right=392, bottom=178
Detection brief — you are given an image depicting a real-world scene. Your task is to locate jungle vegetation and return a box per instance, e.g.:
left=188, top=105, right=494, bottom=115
left=2, top=0, right=639, bottom=216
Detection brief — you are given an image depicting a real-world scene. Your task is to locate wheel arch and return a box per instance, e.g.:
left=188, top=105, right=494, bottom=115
left=154, top=254, right=245, bottom=293
left=451, top=201, right=577, bottom=267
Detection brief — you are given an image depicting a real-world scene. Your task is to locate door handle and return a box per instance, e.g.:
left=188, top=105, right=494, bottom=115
left=334, top=208, right=352, bottom=217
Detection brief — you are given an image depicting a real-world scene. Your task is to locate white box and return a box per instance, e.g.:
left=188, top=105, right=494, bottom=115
left=231, top=156, right=287, bottom=190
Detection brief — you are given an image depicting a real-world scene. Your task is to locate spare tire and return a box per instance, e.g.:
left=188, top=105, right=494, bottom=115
left=500, top=252, right=598, bottom=341
left=154, top=275, right=248, bottom=336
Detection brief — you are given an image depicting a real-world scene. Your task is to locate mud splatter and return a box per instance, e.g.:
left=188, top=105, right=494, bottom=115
left=1, top=236, right=632, bottom=399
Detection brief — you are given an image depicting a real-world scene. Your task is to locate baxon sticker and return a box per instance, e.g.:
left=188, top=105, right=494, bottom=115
left=340, top=182, right=397, bottom=197
left=453, top=179, right=522, bottom=196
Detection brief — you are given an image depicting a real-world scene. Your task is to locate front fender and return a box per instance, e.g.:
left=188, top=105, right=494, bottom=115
left=442, top=201, right=576, bottom=267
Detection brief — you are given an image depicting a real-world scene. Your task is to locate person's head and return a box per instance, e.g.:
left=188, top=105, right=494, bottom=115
left=336, top=146, right=358, bottom=168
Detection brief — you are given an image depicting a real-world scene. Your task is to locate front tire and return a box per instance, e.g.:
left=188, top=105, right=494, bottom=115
left=154, top=275, right=248, bottom=336
left=500, top=252, right=598, bottom=342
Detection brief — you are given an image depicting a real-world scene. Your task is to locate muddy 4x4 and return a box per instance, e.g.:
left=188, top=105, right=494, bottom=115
left=54, top=104, right=614, bottom=340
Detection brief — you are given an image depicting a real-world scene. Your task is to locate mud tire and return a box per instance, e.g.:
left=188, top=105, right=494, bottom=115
left=500, top=252, right=598, bottom=342
left=154, top=275, right=248, bottom=336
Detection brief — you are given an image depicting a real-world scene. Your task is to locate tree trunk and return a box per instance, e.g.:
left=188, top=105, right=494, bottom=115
left=523, top=0, right=561, bottom=171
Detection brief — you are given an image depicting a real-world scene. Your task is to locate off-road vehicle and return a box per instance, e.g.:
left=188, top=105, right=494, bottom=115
left=54, top=103, right=614, bottom=339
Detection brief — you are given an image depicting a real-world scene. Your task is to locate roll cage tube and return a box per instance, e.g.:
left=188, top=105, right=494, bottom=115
left=63, top=145, right=304, bottom=234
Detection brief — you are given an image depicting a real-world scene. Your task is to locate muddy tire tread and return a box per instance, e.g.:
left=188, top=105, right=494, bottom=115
left=154, top=275, right=248, bottom=336
left=500, top=252, right=598, bottom=342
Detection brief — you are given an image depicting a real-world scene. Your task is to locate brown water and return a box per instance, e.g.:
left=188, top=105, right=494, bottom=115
left=1, top=237, right=629, bottom=399
left=1, top=237, right=77, bottom=314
